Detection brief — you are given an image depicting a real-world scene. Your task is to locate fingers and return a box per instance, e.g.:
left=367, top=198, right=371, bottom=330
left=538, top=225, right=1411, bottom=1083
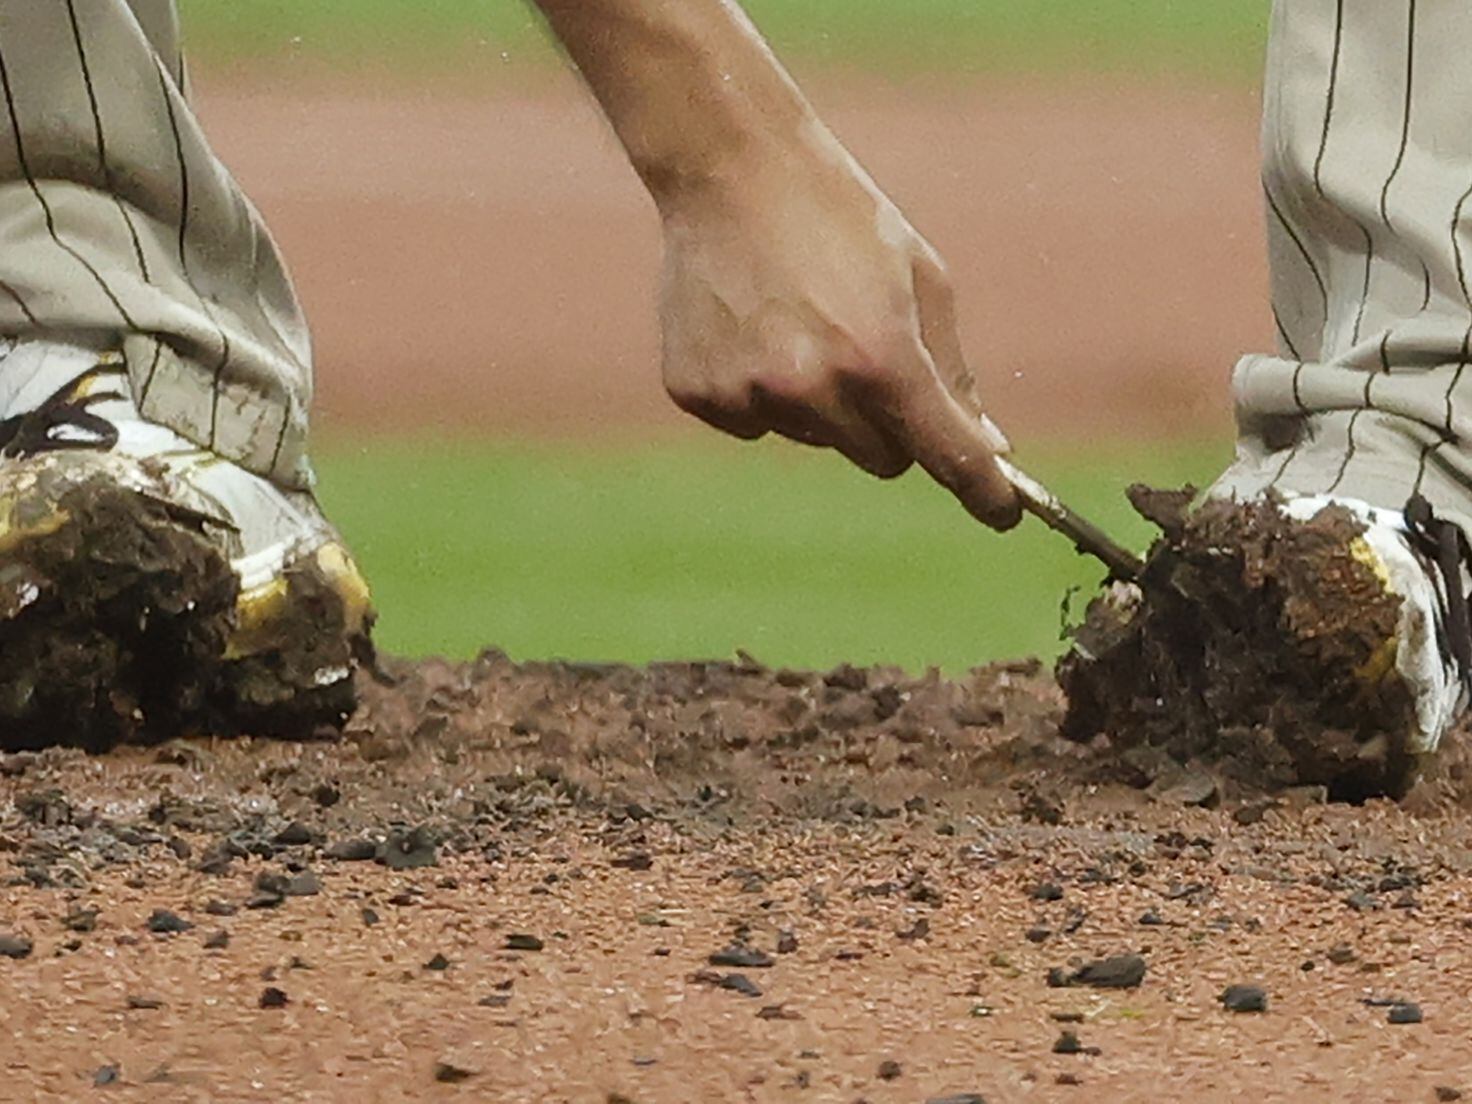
left=886, top=358, right=1022, bottom=530
left=746, top=385, right=912, bottom=478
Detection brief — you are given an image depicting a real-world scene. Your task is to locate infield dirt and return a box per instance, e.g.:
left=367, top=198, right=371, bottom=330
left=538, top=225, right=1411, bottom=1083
left=3, top=653, right=1472, bottom=1101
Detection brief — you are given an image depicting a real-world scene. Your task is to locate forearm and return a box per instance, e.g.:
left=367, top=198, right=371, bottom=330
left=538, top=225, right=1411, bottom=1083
left=531, top=0, right=823, bottom=209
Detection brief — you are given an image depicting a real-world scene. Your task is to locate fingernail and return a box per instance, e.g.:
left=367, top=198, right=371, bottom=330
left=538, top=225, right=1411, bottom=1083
left=977, top=414, right=1011, bottom=454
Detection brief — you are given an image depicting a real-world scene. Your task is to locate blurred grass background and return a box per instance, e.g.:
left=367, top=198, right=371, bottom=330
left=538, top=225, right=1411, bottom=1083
left=186, top=0, right=1256, bottom=669
left=179, top=0, right=1267, bottom=78
left=315, top=437, right=1225, bottom=671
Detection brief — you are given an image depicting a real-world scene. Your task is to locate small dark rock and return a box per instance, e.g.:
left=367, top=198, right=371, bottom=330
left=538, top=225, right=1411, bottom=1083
left=203, top=930, right=229, bottom=950
left=710, top=944, right=774, bottom=968
left=1050, top=1011, right=1084, bottom=1023
left=203, top=899, right=237, bottom=917
left=757, top=1004, right=801, bottom=1020
left=1388, top=1002, right=1423, bottom=1025
left=1030, top=882, right=1064, bottom=902
left=877, top=1059, right=903, bottom=1081
left=1221, top=985, right=1268, bottom=1013
left=273, top=822, right=313, bottom=847
left=194, top=849, right=234, bottom=876
left=127, top=995, right=164, bottom=1011
left=361, top=907, right=380, bottom=927
left=259, top=987, right=289, bottom=1009
left=1435, top=1088, right=1463, bottom=1102
left=477, top=994, right=512, bottom=1009
left=325, top=838, right=377, bottom=862
left=505, top=933, right=544, bottom=952
left=1064, top=955, right=1146, bottom=990
left=926, top=1096, right=988, bottom=1104
left=719, top=973, right=762, bottom=998
left=1056, top=1073, right=1082, bottom=1086
left=776, top=930, right=799, bottom=955
left=434, top=1061, right=476, bottom=1084
left=93, top=1064, right=121, bottom=1087
left=1025, top=926, right=1052, bottom=944
left=284, top=871, right=321, bottom=897
left=146, top=910, right=192, bottom=934
left=377, top=827, right=439, bottom=870
left=1052, top=1030, right=1099, bottom=1056
left=1327, top=943, right=1356, bottom=965
left=610, top=852, right=653, bottom=872
left=424, top=953, right=451, bottom=971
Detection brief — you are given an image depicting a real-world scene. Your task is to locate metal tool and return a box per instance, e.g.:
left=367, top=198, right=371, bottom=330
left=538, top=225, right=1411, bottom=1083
left=994, top=456, right=1145, bottom=583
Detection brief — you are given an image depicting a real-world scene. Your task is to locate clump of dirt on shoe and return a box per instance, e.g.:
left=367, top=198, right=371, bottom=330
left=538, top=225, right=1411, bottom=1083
left=1059, top=488, right=1418, bottom=799
left=0, top=474, right=358, bottom=751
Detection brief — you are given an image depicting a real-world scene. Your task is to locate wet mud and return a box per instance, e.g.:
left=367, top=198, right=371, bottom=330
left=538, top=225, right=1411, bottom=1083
left=1060, top=489, right=1428, bottom=800
left=0, top=475, right=359, bottom=751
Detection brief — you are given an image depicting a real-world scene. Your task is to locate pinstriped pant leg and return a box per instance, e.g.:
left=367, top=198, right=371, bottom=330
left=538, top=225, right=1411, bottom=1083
left=0, top=1, right=314, bottom=489
left=1215, top=0, right=1472, bottom=537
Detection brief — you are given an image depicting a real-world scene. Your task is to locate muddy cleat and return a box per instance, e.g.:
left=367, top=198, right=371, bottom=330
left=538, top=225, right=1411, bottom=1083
left=1060, top=488, right=1469, bottom=799
left=0, top=336, right=373, bottom=749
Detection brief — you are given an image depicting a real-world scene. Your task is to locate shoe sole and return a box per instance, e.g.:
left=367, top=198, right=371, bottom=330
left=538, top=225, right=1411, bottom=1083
left=0, top=456, right=373, bottom=749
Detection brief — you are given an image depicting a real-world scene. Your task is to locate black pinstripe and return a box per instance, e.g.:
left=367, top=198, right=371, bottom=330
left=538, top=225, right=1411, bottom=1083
left=0, top=279, right=36, bottom=325
left=1308, top=0, right=1376, bottom=349
left=65, top=0, right=150, bottom=283
left=1273, top=306, right=1302, bottom=361
left=1327, top=0, right=1426, bottom=498
left=1376, top=0, right=1431, bottom=357
left=0, top=19, right=136, bottom=329
left=155, top=59, right=232, bottom=449
left=138, top=335, right=164, bottom=408
left=268, top=401, right=291, bottom=476
left=1264, top=183, right=1328, bottom=314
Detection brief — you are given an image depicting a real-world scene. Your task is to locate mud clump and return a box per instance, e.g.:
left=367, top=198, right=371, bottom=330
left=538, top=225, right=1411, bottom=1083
left=0, top=473, right=360, bottom=751
left=1059, top=489, right=1418, bottom=799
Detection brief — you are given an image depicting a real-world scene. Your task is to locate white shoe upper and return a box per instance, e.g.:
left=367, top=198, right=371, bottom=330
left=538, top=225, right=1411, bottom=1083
left=0, top=335, right=335, bottom=593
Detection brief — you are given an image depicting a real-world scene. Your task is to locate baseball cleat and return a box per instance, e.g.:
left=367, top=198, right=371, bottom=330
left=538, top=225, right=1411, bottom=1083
left=0, top=335, right=373, bottom=748
left=1060, top=489, right=1470, bottom=797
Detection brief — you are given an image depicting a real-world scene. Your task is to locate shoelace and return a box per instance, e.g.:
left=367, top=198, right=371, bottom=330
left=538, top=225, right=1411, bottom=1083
left=1404, top=493, right=1472, bottom=695
left=0, top=367, right=122, bottom=459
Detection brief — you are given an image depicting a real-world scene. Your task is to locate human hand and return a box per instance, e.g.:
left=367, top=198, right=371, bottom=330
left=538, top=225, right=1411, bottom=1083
left=656, top=136, right=1020, bottom=530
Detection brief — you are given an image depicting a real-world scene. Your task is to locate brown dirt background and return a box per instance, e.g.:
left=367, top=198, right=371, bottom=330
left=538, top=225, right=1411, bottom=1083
left=193, top=70, right=1268, bottom=442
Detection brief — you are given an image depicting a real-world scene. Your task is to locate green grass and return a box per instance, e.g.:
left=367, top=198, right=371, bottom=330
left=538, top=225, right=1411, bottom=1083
left=178, top=0, right=1267, bottom=78
left=313, top=435, right=1226, bottom=672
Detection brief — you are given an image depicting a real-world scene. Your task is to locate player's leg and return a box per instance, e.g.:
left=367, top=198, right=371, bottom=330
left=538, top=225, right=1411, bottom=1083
left=1213, top=0, right=1472, bottom=754
left=1217, top=0, right=1472, bottom=535
left=1065, top=1, right=1472, bottom=788
left=0, top=1, right=371, bottom=746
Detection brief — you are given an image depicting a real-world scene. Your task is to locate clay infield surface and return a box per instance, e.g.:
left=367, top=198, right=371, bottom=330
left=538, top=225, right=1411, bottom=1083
left=7, top=77, right=1471, bottom=1102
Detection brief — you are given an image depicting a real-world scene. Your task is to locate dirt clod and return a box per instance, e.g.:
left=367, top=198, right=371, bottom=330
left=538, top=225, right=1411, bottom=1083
left=1060, top=494, right=1423, bottom=798
left=434, top=1061, right=476, bottom=1084
left=146, top=910, right=191, bottom=934
left=1056, top=955, right=1146, bottom=990
left=1221, top=985, right=1269, bottom=1013
left=1388, top=1003, right=1424, bottom=1025
left=710, top=944, right=774, bottom=969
